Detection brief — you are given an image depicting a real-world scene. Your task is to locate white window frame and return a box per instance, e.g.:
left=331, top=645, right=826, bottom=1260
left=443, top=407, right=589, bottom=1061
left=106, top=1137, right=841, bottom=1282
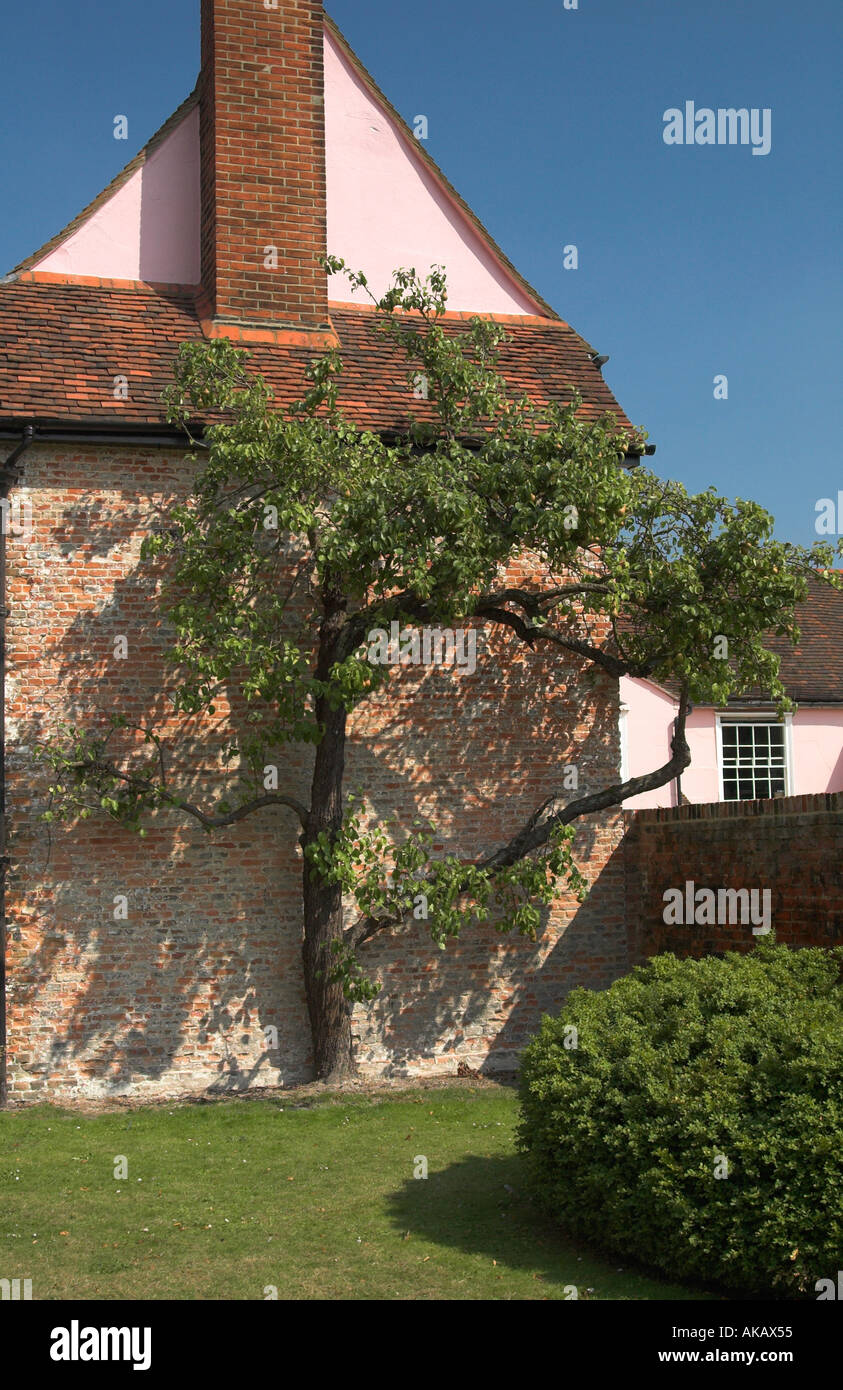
left=715, top=711, right=794, bottom=802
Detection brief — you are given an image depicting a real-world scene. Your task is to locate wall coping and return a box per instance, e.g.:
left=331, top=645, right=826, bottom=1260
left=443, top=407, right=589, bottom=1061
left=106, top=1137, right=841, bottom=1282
left=624, top=790, right=843, bottom=828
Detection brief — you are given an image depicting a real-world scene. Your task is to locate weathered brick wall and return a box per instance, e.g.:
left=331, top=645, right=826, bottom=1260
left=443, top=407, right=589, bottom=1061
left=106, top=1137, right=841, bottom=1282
left=8, top=443, right=625, bottom=1101
left=349, top=652, right=627, bottom=1077
left=623, top=793, right=843, bottom=963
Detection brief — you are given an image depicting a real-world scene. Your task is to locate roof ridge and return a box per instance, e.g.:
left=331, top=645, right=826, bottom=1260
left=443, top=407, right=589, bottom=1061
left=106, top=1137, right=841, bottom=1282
left=6, top=86, right=200, bottom=279
left=323, top=15, right=561, bottom=323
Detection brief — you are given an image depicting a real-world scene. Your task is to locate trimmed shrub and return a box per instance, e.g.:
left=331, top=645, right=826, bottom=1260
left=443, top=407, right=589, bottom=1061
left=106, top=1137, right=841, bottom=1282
left=517, top=942, right=843, bottom=1295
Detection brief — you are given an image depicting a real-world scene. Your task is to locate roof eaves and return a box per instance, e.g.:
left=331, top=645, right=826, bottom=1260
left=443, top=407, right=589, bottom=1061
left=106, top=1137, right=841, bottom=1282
left=623, top=676, right=843, bottom=708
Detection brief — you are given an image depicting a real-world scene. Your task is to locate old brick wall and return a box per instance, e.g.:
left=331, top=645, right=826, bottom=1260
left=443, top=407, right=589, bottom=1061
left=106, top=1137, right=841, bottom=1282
left=8, top=443, right=626, bottom=1101
left=623, top=792, right=843, bottom=963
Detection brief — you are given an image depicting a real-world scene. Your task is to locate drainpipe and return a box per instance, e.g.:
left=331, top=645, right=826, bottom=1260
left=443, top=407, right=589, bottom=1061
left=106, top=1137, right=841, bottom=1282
left=0, top=425, right=34, bottom=1107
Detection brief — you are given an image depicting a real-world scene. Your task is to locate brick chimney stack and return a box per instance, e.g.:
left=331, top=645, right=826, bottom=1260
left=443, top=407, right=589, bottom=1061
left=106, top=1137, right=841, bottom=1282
left=199, top=0, right=329, bottom=331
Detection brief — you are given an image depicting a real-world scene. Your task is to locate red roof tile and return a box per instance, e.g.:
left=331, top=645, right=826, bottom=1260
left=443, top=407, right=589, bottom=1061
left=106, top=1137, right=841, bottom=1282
left=0, top=280, right=631, bottom=433
left=649, top=577, right=843, bottom=706
left=748, top=576, right=843, bottom=705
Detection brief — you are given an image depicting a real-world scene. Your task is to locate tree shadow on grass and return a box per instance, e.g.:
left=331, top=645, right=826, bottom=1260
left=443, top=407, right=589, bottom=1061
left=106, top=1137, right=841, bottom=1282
left=387, top=1153, right=720, bottom=1302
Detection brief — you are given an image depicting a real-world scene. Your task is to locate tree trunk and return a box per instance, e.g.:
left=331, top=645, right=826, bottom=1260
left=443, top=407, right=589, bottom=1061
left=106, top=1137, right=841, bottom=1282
left=301, top=596, right=355, bottom=1083
left=302, top=836, right=354, bottom=1082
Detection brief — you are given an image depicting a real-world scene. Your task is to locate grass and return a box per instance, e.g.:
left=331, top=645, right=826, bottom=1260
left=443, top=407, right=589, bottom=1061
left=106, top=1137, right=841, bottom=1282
left=0, top=1081, right=714, bottom=1300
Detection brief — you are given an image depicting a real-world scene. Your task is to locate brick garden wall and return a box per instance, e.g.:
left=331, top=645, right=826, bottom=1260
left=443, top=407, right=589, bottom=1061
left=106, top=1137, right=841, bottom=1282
left=7, top=442, right=626, bottom=1102
left=623, top=792, right=843, bottom=963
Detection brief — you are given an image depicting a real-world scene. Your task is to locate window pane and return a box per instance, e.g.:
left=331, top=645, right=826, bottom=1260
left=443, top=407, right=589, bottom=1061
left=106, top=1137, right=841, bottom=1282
left=720, top=721, right=787, bottom=802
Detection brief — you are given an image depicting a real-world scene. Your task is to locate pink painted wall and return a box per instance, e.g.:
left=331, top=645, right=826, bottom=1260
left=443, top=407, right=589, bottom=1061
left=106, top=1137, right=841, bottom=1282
left=620, top=677, right=737, bottom=808
left=33, top=31, right=542, bottom=316
left=621, top=676, right=843, bottom=808
left=323, top=30, right=541, bottom=313
left=621, top=676, right=682, bottom=810
left=35, top=107, right=200, bottom=284
left=791, top=708, right=843, bottom=790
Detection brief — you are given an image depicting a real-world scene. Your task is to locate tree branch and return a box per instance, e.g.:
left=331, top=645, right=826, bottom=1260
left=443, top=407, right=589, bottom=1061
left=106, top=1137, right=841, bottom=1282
left=164, top=790, right=310, bottom=832
left=471, top=603, right=632, bottom=677
left=75, top=759, right=310, bottom=832
left=478, top=687, right=691, bottom=869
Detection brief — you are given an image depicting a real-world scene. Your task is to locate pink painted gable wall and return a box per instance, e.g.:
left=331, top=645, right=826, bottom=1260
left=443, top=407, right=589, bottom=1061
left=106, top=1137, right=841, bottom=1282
left=33, top=30, right=543, bottom=317
left=323, top=30, right=541, bottom=314
left=621, top=675, right=843, bottom=809
left=34, top=106, right=200, bottom=285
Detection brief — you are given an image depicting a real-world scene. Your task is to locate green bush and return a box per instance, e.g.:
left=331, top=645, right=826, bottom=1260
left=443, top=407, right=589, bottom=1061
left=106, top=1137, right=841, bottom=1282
left=517, top=942, right=843, bottom=1296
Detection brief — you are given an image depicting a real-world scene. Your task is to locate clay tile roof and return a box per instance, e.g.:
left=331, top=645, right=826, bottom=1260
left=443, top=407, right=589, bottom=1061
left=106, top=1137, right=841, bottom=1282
left=747, top=575, right=843, bottom=705
left=646, top=575, right=843, bottom=706
left=0, top=281, right=631, bottom=433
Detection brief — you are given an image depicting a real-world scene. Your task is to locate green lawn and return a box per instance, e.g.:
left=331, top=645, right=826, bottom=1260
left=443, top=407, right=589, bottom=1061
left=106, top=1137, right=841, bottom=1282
left=0, top=1082, right=714, bottom=1300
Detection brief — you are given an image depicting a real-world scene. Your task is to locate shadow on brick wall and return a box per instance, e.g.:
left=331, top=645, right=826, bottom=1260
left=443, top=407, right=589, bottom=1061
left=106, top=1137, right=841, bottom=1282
left=353, top=829, right=627, bottom=1076
left=9, top=471, right=627, bottom=1097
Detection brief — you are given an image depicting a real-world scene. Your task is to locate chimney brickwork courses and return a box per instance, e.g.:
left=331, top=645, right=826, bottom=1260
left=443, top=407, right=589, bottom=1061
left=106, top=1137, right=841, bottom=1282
left=200, top=0, right=330, bottom=331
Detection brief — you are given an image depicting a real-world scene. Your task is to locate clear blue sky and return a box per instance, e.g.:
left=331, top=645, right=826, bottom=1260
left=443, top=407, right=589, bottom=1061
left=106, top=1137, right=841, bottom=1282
left=1, top=0, right=840, bottom=547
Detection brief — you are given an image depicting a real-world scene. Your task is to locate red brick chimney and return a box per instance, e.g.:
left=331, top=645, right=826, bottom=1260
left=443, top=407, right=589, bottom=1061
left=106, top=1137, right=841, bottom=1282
left=199, top=0, right=330, bottom=332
